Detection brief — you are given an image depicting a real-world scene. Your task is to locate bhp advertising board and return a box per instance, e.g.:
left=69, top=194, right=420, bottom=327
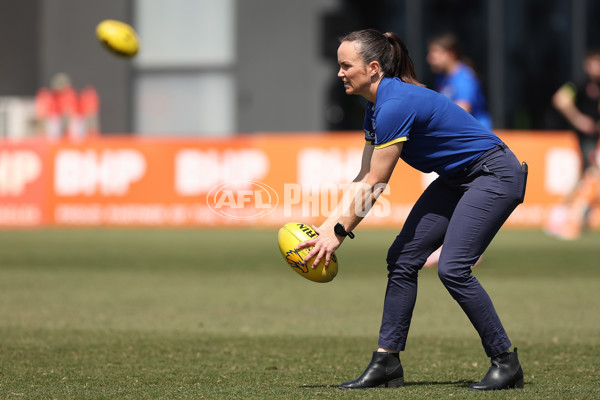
left=0, top=131, right=591, bottom=228
left=0, top=139, right=48, bottom=226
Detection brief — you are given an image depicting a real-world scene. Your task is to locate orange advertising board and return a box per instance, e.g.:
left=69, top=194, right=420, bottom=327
left=0, top=131, right=594, bottom=228
left=0, top=139, right=49, bottom=226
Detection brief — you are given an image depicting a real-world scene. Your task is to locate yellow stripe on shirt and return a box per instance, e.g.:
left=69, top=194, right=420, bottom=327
left=374, top=137, right=407, bottom=149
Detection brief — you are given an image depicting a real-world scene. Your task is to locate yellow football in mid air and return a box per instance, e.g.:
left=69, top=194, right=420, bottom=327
left=96, top=19, right=139, bottom=58
left=277, top=222, right=338, bottom=283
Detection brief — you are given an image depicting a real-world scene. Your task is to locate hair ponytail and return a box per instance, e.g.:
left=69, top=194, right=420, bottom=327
left=340, top=29, right=423, bottom=86
left=383, top=32, right=422, bottom=86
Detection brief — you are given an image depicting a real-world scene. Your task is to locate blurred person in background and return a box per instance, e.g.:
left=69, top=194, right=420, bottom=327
left=78, top=85, right=100, bottom=139
left=427, top=32, right=492, bottom=129
left=553, top=49, right=600, bottom=172
left=34, top=73, right=100, bottom=141
left=545, top=49, right=600, bottom=239
left=424, top=33, right=492, bottom=266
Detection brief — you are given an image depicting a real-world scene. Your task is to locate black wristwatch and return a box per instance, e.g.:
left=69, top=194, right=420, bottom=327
left=334, top=222, right=355, bottom=239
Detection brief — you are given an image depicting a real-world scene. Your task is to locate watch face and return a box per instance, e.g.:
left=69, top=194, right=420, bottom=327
left=335, top=223, right=346, bottom=236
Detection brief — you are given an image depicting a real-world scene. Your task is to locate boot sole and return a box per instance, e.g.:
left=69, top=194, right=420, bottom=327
left=469, top=377, right=524, bottom=391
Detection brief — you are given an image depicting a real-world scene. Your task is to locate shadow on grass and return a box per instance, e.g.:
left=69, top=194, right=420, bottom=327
left=299, top=380, right=473, bottom=389
left=299, top=385, right=339, bottom=389
left=404, top=380, right=473, bottom=387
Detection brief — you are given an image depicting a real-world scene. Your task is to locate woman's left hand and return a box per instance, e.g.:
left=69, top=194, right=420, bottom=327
left=296, top=225, right=344, bottom=268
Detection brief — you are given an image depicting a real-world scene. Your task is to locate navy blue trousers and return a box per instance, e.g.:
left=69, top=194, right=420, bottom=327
left=378, top=144, right=527, bottom=357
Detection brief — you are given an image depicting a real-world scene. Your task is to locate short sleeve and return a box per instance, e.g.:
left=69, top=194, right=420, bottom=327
left=373, top=99, right=414, bottom=149
left=560, top=81, right=577, bottom=101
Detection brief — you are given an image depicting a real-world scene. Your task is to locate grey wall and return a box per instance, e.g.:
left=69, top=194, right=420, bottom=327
left=0, top=0, right=40, bottom=95
left=236, top=0, right=338, bottom=132
left=38, top=0, right=132, bottom=133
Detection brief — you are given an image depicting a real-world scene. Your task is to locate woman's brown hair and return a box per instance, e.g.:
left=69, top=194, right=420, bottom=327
left=340, top=29, right=423, bottom=86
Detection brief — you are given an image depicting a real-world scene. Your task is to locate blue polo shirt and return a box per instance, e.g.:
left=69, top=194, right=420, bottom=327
left=363, top=77, right=502, bottom=176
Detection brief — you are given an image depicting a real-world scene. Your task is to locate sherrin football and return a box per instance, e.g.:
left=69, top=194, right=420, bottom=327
left=278, top=222, right=338, bottom=283
left=96, top=19, right=139, bottom=58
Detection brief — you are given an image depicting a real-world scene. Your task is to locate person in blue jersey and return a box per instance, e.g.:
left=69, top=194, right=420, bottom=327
left=297, top=29, right=528, bottom=391
left=427, top=32, right=492, bottom=129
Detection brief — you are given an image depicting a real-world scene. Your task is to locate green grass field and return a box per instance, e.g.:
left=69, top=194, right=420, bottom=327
left=0, top=228, right=599, bottom=399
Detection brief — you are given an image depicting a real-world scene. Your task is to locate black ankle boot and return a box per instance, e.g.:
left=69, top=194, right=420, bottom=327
left=469, top=347, right=524, bottom=391
left=339, top=351, right=404, bottom=389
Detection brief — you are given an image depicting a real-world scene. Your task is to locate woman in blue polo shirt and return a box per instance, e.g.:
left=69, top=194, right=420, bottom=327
left=297, top=29, right=527, bottom=391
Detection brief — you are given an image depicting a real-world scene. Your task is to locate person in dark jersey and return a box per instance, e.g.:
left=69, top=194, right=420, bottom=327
left=427, top=32, right=492, bottom=129
left=544, top=49, right=600, bottom=240
left=553, top=48, right=600, bottom=173
left=297, top=29, right=528, bottom=391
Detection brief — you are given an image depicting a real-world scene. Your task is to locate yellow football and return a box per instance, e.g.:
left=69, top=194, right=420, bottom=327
left=277, top=222, right=338, bottom=283
left=96, top=19, right=139, bottom=58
